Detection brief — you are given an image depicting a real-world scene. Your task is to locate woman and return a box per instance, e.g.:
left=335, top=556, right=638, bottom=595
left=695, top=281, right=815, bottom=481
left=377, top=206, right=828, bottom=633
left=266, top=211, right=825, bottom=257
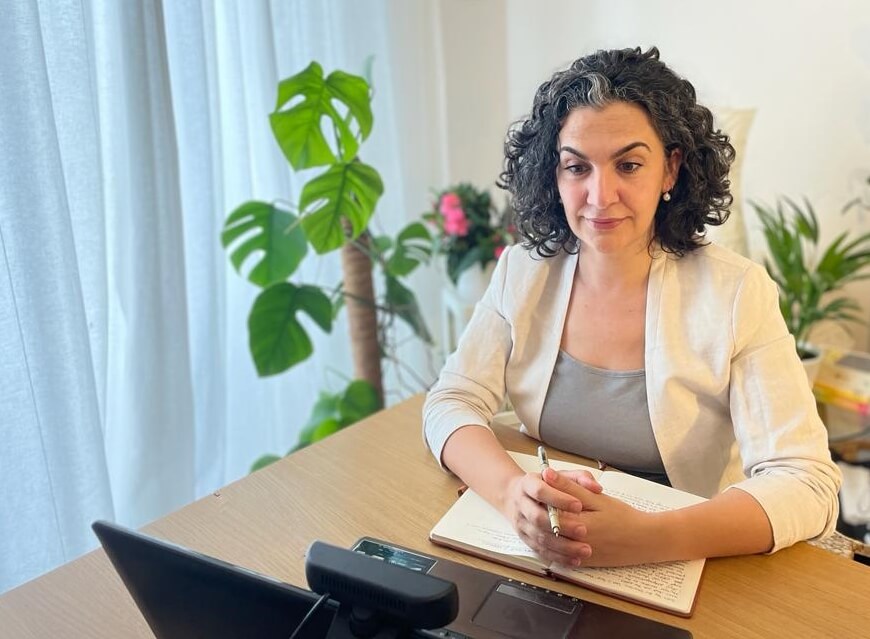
left=423, top=47, right=841, bottom=568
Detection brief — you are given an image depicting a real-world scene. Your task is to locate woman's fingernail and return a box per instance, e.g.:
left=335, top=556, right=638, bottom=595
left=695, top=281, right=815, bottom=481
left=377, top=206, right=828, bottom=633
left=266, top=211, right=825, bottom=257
left=580, top=546, right=593, bottom=558
left=570, top=502, right=584, bottom=513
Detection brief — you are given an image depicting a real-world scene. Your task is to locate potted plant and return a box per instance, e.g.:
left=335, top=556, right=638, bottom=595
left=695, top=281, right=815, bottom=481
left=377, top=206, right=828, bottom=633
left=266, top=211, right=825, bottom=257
left=221, top=61, right=434, bottom=468
left=423, top=183, right=515, bottom=301
left=751, top=196, right=870, bottom=380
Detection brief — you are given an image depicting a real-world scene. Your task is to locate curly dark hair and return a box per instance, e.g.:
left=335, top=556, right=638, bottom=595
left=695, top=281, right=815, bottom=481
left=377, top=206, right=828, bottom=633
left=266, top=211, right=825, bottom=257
left=498, top=46, right=735, bottom=257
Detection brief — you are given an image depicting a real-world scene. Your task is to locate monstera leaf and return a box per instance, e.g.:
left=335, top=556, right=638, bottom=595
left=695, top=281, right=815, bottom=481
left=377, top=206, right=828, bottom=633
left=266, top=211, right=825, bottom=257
left=336, top=380, right=381, bottom=423
left=270, top=62, right=373, bottom=170
left=248, top=283, right=333, bottom=376
left=383, top=222, right=432, bottom=277
left=285, top=380, right=382, bottom=458
left=385, top=275, right=432, bottom=344
left=299, top=161, right=383, bottom=254
left=250, top=454, right=282, bottom=472
left=221, top=201, right=307, bottom=287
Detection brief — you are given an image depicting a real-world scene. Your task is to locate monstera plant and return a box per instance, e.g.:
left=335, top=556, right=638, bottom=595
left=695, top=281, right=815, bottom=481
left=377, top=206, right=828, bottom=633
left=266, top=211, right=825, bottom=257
left=222, top=61, right=432, bottom=466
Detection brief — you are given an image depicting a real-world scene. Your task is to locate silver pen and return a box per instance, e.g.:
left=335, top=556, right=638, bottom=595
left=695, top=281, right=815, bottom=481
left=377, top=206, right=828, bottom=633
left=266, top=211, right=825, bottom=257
left=537, top=445, right=561, bottom=537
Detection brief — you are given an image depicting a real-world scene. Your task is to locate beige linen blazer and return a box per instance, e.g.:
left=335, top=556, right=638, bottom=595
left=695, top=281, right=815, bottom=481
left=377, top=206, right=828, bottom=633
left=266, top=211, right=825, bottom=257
left=423, top=243, right=841, bottom=552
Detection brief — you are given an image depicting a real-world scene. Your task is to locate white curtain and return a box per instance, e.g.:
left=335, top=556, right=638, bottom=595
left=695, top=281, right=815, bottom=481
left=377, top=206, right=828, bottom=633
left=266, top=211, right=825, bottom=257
left=0, top=0, right=114, bottom=593
left=0, top=0, right=448, bottom=593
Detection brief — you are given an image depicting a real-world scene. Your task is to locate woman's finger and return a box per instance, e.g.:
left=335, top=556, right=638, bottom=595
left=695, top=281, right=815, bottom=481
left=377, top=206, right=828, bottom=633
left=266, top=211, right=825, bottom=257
left=540, top=467, right=604, bottom=509
left=561, top=469, right=603, bottom=493
left=516, top=519, right=594, bottom=566
left=521, top=472, right=585, bottom=513
left=516, top=492, right=590, bottom=543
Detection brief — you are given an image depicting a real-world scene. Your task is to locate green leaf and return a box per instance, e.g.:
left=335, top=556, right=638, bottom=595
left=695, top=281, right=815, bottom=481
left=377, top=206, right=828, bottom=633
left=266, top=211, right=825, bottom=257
left=816, top=233, right=849, bottom=281
left=304, top=391, right=341, bottom=430
left=299, top=161, right=384, bottom=254
left=385, top=222, right=432, bottom=277
left=250, top=454, right=282, bottom=473
left=287, top=439, right=311, bottom=455
left=248, top=283, right=333, bottom=376
left=222, top=201, right=307, bottom=287
left=385, top=275, right=433, bottom=343
left=290, top=379, right=379, bottom=451
left=753, top=196, right=870, bottom=350
left=311, top=417, right=342, bottom=442
left=819, top=297, right=862, bottom=317
left=332, top=288, right=346, bottom=320
left=288, top=440, right=309, bottom=454
left=785, top=196, right=818, bottom=242
left=270, top=62, right=373, bottom=170
left=372, top=235, right=393, bottom=255
left=449, top=245, right=487, bottom=284
left=338, top=380, right=382, bottom=424
left=296, top=425, right=317, bottom=448
left=837, top=231, right=870, bottom=258
left=397, top=221, right=432, bottom=243
left=325, top=70, right=374, bottom=143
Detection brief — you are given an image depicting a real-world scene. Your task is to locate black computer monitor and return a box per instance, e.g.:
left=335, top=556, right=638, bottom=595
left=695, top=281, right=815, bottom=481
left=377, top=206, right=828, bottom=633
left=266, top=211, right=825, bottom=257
left=93, top=520, right=337, bottom=638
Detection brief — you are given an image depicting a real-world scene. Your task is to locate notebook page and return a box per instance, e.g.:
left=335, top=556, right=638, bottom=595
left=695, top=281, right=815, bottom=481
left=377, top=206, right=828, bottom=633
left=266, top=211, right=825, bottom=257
left=430, top=488, right=538, bottom=558
left=430, top=453, right=600, bottom=560
left=552, top=471, right=707, bottom=614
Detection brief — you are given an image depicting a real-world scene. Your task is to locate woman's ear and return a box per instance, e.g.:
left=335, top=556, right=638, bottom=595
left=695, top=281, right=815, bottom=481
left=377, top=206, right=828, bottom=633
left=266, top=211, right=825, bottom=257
left=664, top=147, right=683, bottom=191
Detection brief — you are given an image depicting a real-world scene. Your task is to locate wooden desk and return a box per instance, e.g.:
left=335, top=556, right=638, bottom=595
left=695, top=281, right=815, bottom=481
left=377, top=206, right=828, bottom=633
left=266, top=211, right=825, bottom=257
left=1, top=395, right=868, bottom=638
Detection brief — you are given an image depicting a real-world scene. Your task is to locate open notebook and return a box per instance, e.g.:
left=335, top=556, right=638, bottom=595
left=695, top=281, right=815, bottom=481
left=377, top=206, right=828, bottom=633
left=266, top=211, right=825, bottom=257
left=429, top=451, right=707, bottom=616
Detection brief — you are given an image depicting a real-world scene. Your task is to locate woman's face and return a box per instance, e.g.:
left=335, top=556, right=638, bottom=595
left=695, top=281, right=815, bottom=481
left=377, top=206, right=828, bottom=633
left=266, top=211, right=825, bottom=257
left=555, top=102, right=680, bottom=257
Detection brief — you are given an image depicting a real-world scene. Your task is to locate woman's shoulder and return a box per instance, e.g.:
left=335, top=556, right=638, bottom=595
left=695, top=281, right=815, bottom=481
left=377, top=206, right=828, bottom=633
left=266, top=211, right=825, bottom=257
left=670, top=241, right=768, bottom=284
left=497, top=243, right=574, bottom=279
left=488, top=244, right=575, bottom=311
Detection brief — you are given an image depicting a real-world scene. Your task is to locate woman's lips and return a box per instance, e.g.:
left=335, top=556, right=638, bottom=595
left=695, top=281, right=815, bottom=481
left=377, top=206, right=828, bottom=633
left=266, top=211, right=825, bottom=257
left=585, top=217, right=625, bottom=230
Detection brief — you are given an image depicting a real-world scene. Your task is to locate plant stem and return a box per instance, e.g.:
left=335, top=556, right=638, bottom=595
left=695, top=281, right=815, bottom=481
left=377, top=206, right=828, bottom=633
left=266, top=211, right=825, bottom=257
left=341, top=226, right=384, bottom=405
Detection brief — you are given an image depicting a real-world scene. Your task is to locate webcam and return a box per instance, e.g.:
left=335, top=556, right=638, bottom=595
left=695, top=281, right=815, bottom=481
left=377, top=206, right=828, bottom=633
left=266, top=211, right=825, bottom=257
left=305, top=540, right=459, bottom=638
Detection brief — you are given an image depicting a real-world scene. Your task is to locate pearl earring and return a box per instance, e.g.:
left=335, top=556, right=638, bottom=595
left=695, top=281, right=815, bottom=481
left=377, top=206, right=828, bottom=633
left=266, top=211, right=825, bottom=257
left=662, top=191, right=672, bottom=202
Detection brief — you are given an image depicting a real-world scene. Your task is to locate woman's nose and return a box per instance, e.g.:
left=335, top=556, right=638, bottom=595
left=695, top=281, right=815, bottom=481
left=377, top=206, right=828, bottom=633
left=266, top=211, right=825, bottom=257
left=586, top=169, right=619, bottom=209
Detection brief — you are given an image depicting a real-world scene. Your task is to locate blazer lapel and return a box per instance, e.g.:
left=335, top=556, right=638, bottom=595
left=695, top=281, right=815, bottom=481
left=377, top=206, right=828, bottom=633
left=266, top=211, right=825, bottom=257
left=515, top=250, right=578, bottom=439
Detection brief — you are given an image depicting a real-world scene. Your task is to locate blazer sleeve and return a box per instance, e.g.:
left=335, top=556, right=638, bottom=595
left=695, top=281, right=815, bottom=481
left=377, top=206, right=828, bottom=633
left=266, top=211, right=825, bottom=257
left=726, top=264, right=842, bottom=551
left=422, top=246, right=515, bottom=469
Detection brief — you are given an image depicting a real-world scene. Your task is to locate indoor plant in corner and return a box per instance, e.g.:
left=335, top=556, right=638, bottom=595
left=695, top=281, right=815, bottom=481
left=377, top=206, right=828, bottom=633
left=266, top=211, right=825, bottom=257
left=221, top=61, right=433, bottom=470
left=423, top=183, right=517, bottom=311
left=751, top=196, right=870, bottom=382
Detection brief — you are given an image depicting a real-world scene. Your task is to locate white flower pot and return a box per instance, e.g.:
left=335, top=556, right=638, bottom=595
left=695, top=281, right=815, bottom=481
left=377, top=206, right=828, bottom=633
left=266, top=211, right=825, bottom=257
left=453, top=262, right=496, bottom=306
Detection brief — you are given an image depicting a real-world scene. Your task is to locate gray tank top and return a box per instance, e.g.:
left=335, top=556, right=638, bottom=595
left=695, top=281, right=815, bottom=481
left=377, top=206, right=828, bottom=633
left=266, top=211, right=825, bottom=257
left=538, top=350, right=669, bottom=485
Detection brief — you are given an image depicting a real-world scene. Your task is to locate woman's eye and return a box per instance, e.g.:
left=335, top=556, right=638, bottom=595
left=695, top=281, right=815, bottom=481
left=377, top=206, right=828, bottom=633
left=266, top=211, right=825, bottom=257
left=619, top=162, right=642, bottom=173
left=564, top=164, right=589, bottom=175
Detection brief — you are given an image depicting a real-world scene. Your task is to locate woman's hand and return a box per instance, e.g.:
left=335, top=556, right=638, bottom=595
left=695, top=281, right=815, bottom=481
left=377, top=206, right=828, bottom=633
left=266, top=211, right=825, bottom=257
left=501, top=467, right=603, bottom=567
left=541, top=470, right=658, bottom=567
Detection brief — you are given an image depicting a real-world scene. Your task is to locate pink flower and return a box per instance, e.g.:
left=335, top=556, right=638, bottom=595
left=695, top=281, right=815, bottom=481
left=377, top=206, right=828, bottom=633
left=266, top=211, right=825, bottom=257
left=494, top=245, right=505, bottom=259
left=439, top=192, right=462, bottom=216
left=439, top=192, right=470, bottom=236
left=443, top=209, right=469, bottom=236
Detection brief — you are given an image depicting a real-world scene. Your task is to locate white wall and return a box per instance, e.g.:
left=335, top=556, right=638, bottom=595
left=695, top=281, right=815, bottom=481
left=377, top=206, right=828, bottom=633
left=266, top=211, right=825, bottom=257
left=379, top=0, right=510, bottom=374
left=360, top=0, right=509, bottom=391
left=500, top=0, right=870, bottom=348
left=438, top=0, right=508, bottom=191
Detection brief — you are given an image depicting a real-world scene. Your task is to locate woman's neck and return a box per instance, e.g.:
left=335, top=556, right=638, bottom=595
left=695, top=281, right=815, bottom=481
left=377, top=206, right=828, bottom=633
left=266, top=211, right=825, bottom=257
left=575, top=243, right=654, bottom=293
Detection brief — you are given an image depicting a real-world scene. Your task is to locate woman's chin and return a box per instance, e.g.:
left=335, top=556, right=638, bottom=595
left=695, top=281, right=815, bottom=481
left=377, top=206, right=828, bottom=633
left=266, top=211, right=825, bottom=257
left=577, top=233, right=651, bottom=257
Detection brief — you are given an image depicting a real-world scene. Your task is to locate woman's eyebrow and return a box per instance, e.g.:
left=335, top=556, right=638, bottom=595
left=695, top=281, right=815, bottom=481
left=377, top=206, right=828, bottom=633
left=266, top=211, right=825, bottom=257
left=558, top=141, right=652, bottom=160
